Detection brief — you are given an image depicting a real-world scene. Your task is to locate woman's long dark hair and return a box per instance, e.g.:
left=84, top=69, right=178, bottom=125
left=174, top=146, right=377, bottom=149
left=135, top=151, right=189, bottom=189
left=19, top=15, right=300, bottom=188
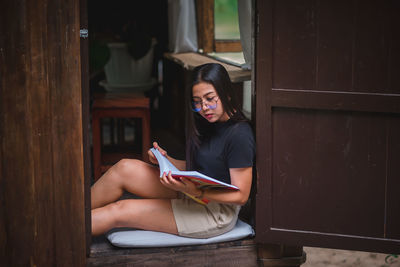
left=186, top=63, right=247, bottom=170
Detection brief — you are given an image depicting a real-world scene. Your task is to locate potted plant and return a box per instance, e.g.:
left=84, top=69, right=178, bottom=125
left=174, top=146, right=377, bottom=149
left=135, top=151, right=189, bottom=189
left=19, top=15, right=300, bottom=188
left=91, top=20, right=157, bottom=93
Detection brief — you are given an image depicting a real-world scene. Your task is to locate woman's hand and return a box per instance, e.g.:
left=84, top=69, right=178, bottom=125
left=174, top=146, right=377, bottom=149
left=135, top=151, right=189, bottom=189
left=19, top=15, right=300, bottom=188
left=148, top=142, right=167, bottom=165
left=160, top=171, right=202, bottom=197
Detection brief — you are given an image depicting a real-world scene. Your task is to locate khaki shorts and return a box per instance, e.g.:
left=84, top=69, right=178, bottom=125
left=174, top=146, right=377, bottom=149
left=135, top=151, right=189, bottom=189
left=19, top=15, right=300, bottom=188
left=171, top=195, right=240, bottom=239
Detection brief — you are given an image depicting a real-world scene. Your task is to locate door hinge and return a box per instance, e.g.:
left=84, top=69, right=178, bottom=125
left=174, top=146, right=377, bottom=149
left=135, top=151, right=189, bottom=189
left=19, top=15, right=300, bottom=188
left=80, top=29, right=88, bottom=39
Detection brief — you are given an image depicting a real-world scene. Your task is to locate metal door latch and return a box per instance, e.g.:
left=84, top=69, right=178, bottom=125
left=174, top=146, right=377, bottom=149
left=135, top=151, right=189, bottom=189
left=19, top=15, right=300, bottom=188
left=80, top=29, right=88, bottom=39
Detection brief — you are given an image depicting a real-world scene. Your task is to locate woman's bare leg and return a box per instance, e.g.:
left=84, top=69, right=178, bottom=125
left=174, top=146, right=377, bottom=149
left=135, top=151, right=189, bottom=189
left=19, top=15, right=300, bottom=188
left=91, top=159, right=177, bottom=209
left=91, top=198, right=178, bottom=236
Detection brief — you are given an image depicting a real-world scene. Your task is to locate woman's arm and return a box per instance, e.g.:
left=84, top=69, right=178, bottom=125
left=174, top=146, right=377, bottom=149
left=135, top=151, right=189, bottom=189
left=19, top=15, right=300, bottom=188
left=160, top=167, right=252, bottom=206
left=198, top=167, right=252, bottom=206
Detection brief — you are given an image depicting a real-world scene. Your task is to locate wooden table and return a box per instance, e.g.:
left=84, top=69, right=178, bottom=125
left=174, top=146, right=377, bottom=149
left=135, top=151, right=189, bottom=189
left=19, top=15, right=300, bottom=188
left=164, top=52, right=251, bottom=83
left=92, top=92, right=150, bottom=180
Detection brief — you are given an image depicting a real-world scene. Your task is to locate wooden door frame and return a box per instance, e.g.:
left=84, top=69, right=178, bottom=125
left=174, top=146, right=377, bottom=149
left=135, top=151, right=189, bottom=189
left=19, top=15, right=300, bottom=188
left=79, top=0, right=92, bottom=256
left=0, top=0, right=87, bottom=265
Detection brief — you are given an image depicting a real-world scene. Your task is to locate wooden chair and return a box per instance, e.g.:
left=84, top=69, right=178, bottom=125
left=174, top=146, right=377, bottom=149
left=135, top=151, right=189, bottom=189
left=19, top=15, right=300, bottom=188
left=92, top=93, right=150, bottom=181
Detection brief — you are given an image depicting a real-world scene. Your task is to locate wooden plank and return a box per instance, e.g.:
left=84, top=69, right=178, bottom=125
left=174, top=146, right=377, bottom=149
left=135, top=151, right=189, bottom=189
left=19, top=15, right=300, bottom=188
left=93, top=94, right=150, bottom=108
left=27, top=1, right=58, bottom=265
left=93, top=109, right=150, bottom=118
left=271, top=109, right=386, bottom=237
left=1, top=1, right=55, bottom=265
left=386, top=116, right=400, bottom=239
left=316, top=0, right=354, bottom=91
left=255, top=0, right=273, bottom=245
left=88, top=238, right=258, bottom=267
left=164, top=52, right=251, bottom=83
left=263, top=228, right=400, bottom=254
left=270, top=89, right=400, bottom=113
left=0, top=130, right=5, bottom=266
left=389, top=0, right=400, bottom=93
left=0, top=0, right=86, bottom=265
left=196, top=0, right=215, bottom=53
left=46, top=0, right=86, bottom=264
left=353, top=0, right=389, bottom=93
left=272, top=0, right=317, bottom=90
left=272, top=0, right=399, bottom=95
left=79, top=0, right=92, bottom=256
left=215, top=40, right=243, bottom=52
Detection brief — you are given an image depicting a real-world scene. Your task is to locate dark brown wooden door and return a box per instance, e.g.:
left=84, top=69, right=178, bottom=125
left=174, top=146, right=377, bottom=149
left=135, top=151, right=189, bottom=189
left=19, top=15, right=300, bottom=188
left=255, top=0, right=400, bottom=254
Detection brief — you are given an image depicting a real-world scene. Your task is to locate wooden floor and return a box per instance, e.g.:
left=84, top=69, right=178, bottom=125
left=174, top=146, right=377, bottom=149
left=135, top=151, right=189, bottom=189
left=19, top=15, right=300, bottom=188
left=88, top=236, right=258, bottom=267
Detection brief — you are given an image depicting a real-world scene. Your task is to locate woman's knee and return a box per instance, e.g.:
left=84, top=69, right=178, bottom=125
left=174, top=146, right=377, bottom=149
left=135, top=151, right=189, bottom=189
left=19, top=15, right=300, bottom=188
left=108, top=200, right=137, bottom=228
left=112, top=158, right=143, bottom=177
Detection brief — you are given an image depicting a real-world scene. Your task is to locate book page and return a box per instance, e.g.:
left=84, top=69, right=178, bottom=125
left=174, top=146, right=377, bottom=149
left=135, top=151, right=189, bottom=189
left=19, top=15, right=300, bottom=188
left=150, top=148, right=238, bottom=190
left=150, top=148, right=179, bottom=176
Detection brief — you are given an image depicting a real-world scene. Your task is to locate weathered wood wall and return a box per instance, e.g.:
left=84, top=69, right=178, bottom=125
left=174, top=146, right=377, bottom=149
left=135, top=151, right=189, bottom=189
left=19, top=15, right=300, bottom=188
left=0, top=0, right=86, bottom=266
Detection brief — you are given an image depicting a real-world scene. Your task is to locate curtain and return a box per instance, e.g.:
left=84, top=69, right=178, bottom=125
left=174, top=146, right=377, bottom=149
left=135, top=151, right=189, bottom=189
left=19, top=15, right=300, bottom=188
left=168, top=0, right=198, bottom=53
left=238, top=0, right=252, bottom=70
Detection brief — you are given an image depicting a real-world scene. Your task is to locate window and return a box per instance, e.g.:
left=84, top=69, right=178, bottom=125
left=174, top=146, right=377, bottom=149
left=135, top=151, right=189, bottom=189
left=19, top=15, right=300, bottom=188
left=214, top=0, right=240, bottom=40
left=196, top=0, right=243, bottom=53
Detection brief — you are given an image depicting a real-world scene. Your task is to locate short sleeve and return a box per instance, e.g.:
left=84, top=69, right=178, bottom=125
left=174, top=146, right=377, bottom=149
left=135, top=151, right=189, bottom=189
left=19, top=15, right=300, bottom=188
left=225, top=122, right=255, bottom=168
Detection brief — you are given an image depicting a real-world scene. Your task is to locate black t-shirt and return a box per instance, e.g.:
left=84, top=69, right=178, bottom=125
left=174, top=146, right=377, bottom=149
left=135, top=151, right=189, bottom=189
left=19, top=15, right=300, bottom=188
left=193, top=120, right=255, bottom=184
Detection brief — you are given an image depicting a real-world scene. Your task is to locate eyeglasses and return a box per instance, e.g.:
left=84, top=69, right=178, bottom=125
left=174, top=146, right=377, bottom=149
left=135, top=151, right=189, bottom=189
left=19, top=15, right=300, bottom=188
left=191, top=96, right=219, bottom=112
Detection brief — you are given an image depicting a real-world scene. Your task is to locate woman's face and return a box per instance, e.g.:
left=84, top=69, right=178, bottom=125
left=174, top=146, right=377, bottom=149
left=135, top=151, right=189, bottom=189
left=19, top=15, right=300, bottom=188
left=192, top=82, right=229, bottom=123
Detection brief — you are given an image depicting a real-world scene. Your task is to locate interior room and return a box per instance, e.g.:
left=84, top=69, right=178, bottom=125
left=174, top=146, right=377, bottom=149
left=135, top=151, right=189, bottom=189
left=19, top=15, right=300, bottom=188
left=86, top=0, right=254, bottom=259
left=87, top=0, right=181, bottom=172
left=87, top=0, right=253, bottom=182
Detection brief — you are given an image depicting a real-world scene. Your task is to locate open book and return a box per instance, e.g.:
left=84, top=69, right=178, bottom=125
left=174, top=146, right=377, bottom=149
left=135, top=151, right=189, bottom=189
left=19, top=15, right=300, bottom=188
left=150, top=148, right=238, bottom=204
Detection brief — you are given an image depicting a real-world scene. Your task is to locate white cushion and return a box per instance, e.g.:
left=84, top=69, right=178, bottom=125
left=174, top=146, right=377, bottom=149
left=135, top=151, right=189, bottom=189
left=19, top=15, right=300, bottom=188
left=107, top=219, right=254, bottom=248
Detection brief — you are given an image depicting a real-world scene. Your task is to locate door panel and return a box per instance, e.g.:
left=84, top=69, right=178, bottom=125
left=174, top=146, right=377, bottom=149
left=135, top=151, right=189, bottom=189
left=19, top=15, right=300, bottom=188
left=387, top=119, right=400, bottom=239
left=272, top=0, right=397, bottom=94
left=255, top=0, right=400, bottom=254
left=271, top=109, right=397, bottom=238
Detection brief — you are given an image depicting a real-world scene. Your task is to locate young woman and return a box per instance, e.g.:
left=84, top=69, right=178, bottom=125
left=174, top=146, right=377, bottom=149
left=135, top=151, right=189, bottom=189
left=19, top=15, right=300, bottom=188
left=91, top=63, right=255, bottom=238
